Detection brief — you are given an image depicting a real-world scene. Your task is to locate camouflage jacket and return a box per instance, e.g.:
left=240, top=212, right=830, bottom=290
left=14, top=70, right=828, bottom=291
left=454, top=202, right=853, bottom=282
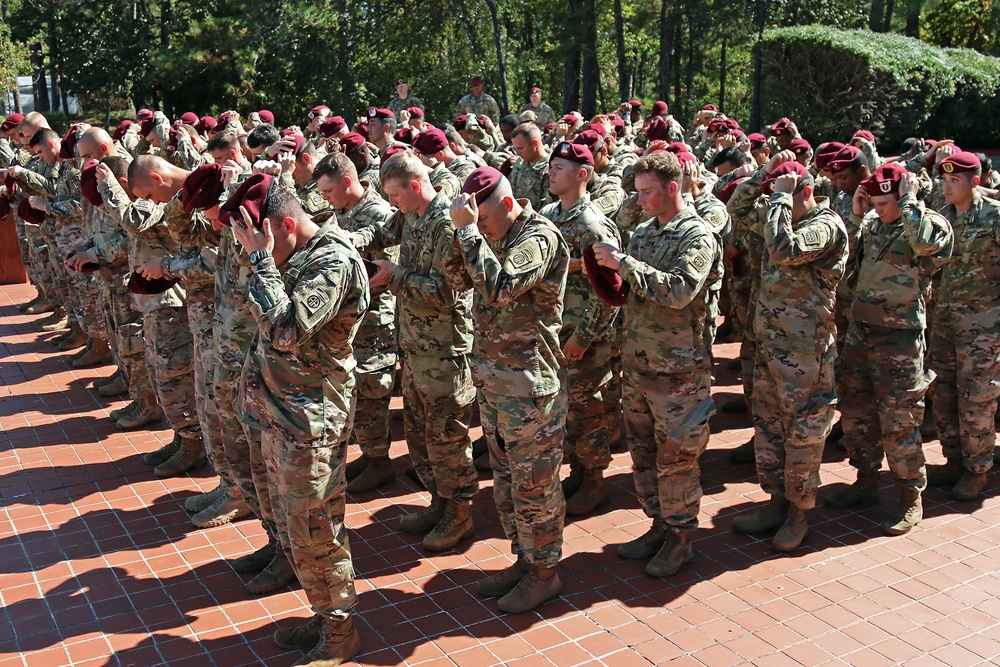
left=619, top=206, right=718, bottom=375
left=295, top=178, right=334, bottom=224
left=0, top=139, right=30, bottom=168
left=388, top=95, right=423, bottom=119
left=936, top=192, right=1000, bottom=313
left=851, top=193, right=953, bottom=330
left=43, top=162, right=83, bottom=223
left=539, top=194, right=621, bottom=348
left=727, top=168, right=769, bottom=291
left=755, top=194, right=848, bottom=351
left=589, top=167, right=626, bottom=220
left=520, top=102, right=557, bottom=129
left=833, top=190, right=865, bottom=321
left=456, top=93, right=501, bottom=124
left=13, top=155, right=59, bottom=198
left=456, top=202, right=569, bottom=397
left=429, top=162, right=462, bottom=200
left=335, top=184, right=399, bottom=372
left=509, top=156, right=550, bottom=210
left=240, top=222, right=369, bottom=441
left=447, top=152, right=486, bottom=184
left=354, top=190, right=473, bottom=358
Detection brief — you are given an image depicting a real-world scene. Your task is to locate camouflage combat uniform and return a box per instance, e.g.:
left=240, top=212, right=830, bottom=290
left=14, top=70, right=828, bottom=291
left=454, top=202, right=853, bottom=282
left=429, top=162, right=462, bottom=201
left=455, top=202, right=569, bottom=566
left=519, top=103, right=557, bottom=129
left=509, top=157, right=550, bottom=210
left=456, top=93, right=501, bottom=125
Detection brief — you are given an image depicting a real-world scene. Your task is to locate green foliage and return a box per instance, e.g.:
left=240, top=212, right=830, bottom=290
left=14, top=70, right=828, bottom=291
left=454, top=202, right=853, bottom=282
left=760, top=25, right=1000, bottom=147
left=923, top=0, right=1000, bottom=54
left=0, top=21, right=28, bottom=97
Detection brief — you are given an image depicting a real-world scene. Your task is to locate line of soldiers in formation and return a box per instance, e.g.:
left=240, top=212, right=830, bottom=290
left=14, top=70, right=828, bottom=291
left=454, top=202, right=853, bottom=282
left=2, top=73, right=998, bottom=666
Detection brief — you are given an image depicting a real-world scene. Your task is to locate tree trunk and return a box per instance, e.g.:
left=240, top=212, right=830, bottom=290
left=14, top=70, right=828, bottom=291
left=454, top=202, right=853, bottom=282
left=338, top=0, right=357, bottom=115
left=455, top=0, right=485, bottom=59
left=719, top=36, right=727, bottom=114
left=484, top=0, right=510, bottom=116
left=749, top=0, right=767, bottom=132
left=671, top=13, right=682, bottom=107
left=580, top=0, right=599, bottom=118
left=562, top=0, right=582, bottom=112
left=657, top=0, right=675, bottom=104
left=904, top=0, right=922, bottom=36
left=13, top=88, right=23, bottom=114
left=882, top=0, right=894, bottom=30
left=870, top=0, right=886, bottom=31
left=31, top=42, right=49, bottom=113
left=46, top=16, right=61, bottom=112
left=614, top=0, right=629, bottom=101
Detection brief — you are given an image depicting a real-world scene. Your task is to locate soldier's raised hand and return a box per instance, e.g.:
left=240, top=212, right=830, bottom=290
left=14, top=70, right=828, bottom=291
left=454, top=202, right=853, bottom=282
left=765, top=150, right=796, bottom=175
left=898, top=172, right=919, bottom=197
left=853, top=184, right=870, bottom=216
left=772, top=173, right=799, bottom=194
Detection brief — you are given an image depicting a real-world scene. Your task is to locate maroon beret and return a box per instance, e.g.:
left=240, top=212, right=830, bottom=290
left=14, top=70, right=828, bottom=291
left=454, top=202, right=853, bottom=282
left=938, top=151, right=981, bottom=176
left=356, top=123, right=369, bottom=140
left=393, top=128, right=416, bottom=145
left=81, top=160, right=102, bottom=207
left=769, top=118, right=792, bottom=136
left=645, top=118, right=669, bottom=142
left=587, top=123, right=608, bottom=138
left=128, top=270, right=179, bottom=295
left=413, top=128, right=448, bottom=155
left=135, top=109, right=153, bottom=122
left=1, top=113, right=23, bottom=133
left=762, top=161, right=812, bottom=194
left=609, top=117, right=625, bottom=133
left=702, top=104, right=717, bottom=112
left=258, top=110, right=275, bottom=124
left=363, top=258, right=380, bottom=279
left=339, top=132, right=366, bottom=155
left=461, top=166, right=503, bottom=205
left=665, top=142, right=688, bottom=155
left=407, top=106, right=424, bottom=119
left=717, top=176, right=746, bottom=205
left=396, top=78, right=407, bottom=85
left=309, top=105, right=330, bottom=119
left=560, top=114, right=579, bottom=125
left=59, top=126, right=80, bottom=160
left=287, top=133, right=306, bottom=156
left=789, top=138, right=812, bottom=156
left=17, top=198, right=44, bottom=224
left=544, top=122, right=555, bottom=134
left=628, top=99, right=642, bottom=109
left=747, top=132, right=768, bottom=150
left=470, top=76, right=483, bottom=86
left=5, top=172, right=16, bottom=195
left=572, top=130, right=603, bottom=154
left=453, top=115, right=468, bottom=131
left=279, top=128, right=296, bottom=138
left=707, top=119, right=725, bottom=134
left=853, top=129, right=876, bottom=144
left=530, top=86, right=541, bottom=94
left=139, top=117, right=155, bottom=137
left=651, top=100, right=669, bottom=117
left=367, top=107, right=394, bottom=120
left=195, top=116, right=216, bottom=134
left=861, top=162, right=908, bottom=197
left=182, top=163, right=226, bottom=213
left=112, top=120, right=134, bottom=143
left=583, top=243, right=629, bottom=306
left=383, top=144, right=409, bottom=159
left=827, top=146, right=864, bottom=173
left=551, top=141, right=594, bottom=166
left=925, top=139, right=938, bottom=148
left=216, top=111, right=235, bottom=127
left=180, top=112, right=199, bottom=125
left=676, top=151, right=698, bottom=167
left=219, top=173, right=275, bottom=228
left=319, top=116, right=346, bottom=138
left=814, top=142, right=846, bottom=171
left=722, top=118, right=741, bottom=132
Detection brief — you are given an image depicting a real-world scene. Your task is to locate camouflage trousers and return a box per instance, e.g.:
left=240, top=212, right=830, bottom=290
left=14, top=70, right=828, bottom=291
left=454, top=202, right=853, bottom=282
left=705, top=287, right=720, bottom=352
left=143, top=306, right=200, bottom=440
left=752, top=341, right=838, bottom=509
left=840, top=322, right=931, bottom=490
left=99, top=271, right=137, bottom=377
left=930, top=311, right=1000, bottom=474
left=480, top=388, right=567, bottom=567
left=563, top=340, right=618, bottom=472
left=25, top=220, right=58, bottom=304
left=623, top=368, right=714, bottom=531
left=260, top=428, right=356, bottom=621
left=352, top=365, right=396, bottom=459
left=401, top=354, right=478, bottom=503
left=218, top=363, right=274, bottom=533
left=740, top=297, right=759, bottom=413
left=118, top=317, right=157, bottom=407
left=47, top=220, right=99, bottom=334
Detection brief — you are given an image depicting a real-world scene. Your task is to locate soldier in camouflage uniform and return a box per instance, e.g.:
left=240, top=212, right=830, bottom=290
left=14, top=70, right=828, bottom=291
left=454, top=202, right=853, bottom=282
left=228, top=177, right=367, bottom=667
left=456, top=76, right=501, bottom=125
left=353, top=152, right=478, bottom=552
left=520, top=87, right=556, bottom=129
left=926, top=152, right=1000, bottom=501
left=509, top=123, right=550, bottom=209
left=539, top=142, right=621, bottom=516
left=592, top=151, right=719, bottom=578
left=450, top=166, right=569, bottom=613
left=276, top=136, right=334, bottom=224
left=387, top=78, right=423, bottom=121
left=314, top=152, right=400, bottom=494
left=0, top=113, right=43, bottom=312
left=731, top=157, right=848, bottom=552
left=824, top=164, right=952, bottom=536
left=413, top=129, right=464, bottom=200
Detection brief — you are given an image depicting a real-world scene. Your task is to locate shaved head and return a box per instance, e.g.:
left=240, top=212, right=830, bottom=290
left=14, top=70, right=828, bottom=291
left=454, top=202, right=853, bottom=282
left=78, top=127, right=118, bottom=161
left=127, top=154, right=189, bottom=203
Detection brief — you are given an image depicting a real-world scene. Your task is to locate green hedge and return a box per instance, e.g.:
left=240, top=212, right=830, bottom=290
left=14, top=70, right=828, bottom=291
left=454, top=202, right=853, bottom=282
left=760, top=25, right=1000, bottom=149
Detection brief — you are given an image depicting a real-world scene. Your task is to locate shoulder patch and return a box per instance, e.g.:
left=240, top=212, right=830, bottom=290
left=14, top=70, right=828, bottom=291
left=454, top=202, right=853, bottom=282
left=303, top=290, right=329, bottom=314
left=133, top=199, right=154, bottom=213
left=503, top=238, right=546, bottom=275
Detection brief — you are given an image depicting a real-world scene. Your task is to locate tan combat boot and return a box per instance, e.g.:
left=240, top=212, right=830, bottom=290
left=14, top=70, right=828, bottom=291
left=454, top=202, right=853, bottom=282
left=772, top=504, right=808, bottom=552
left=24, top=298, right=55, bottom=315
left=274, top=613, right=324, bottom=651
left=474, top=450, right=492, bottom=471
left=883, top=486, right=922, bottom=535
left=192, top=489, right=251, bottom=528
left=39, top=309, right=68, bottom=330
left=291, top=616, right=361, bottom=667
left=18, top=295, right=41, bottom=313
left=347, top=456, right=395, bottom=493
left=68, top=340, right=94, bottom=363
left=951, top=471, right=987, bottom=501
left=497, top=565, right=563, bottom=614
left=729, top=437, right=756, bottom=463
left=734, top=495, right=789, bottom=534
left=117, top=402, right=162, bottom=430
left=399, top=495, right=445, bottom=534
left=645, top=528, right=695, bottom=578
left=71, top=338, right=112, bottom=368
left=184, top=483, right=226, bottom=513
left=617, top=524, right=666, bottom=560
left=423, top=499, right=474, bottom=551
left=154, top=436, right=208, bottom=478
left=142, top=434, right=181, bottom=466
left=94, top=368, right=122, bottom=390
left=109, top=400, right=139, bottom=422
left=247, top=550, right=297, bottom=596
left=344, top=453, right=370, bottom=480
left=824, top=470, right=880, bottom=509
left=233, top=540, right=277, bottom=575
left=926, top=458, right=963, bottom=487
left=98, top=374, right=129, bottom=397
left=57, top=323, right=88, bottom=350
left=561, top=463, right=585, bottom=499
left=565, top=469, right=608, bottom=516
left=476, top=557, right=530, bottom=597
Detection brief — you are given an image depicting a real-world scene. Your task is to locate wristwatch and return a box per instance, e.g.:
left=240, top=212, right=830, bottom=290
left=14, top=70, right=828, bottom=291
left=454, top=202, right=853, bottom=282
left=249, top=249, right=271, bottom=266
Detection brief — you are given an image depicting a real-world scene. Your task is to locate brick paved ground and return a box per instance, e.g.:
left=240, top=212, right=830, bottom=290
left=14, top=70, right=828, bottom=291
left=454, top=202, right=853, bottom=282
left=1, top=281, right=999, bottom=667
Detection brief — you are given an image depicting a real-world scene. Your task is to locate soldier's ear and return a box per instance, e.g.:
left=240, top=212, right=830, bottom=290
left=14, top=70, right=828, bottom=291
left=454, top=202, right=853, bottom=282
left=502, top=195, right=514, bottom=212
